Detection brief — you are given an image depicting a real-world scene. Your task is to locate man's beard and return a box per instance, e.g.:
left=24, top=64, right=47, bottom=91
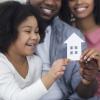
left=27, top=1, right=57, bottom=25
left=42, top=11, right=59, bottom=26
left=43, top=16, right=55, bottom=26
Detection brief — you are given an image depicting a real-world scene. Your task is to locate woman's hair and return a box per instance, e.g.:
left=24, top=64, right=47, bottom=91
left=59, top=0, right=100, bottom=25
left=0, top=1, right=45, bottom=53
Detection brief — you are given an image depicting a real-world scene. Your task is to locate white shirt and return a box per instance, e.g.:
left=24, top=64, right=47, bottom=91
left=37, top=26, right=51, bottom=71
left=0, top=53, right=47, bottom=100
left=37, top=26, right=63, bottom=100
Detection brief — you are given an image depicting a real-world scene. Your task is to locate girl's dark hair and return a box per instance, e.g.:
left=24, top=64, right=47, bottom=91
left=0, top=1, right=45, bottom=53
left=59, top=0, right=100, bottom=25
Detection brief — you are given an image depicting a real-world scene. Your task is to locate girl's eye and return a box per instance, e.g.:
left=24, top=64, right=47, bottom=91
left=25, top=30, right=31, bottom=33
left=35, top=30, right=39, bottom=34
left=35, top=28, right=39, bottom=34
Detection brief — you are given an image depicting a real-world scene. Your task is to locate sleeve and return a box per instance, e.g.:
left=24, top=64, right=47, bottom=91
left=68, top=93, right=99, bottom=100
left=71, top=62, right=81, bottom=90
left=68, top=91, right=100, bottom=100
left=0, top=62, right=48, bottom=100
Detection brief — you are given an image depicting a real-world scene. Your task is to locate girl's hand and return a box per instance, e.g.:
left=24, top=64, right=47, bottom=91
left=41, top=58, right=70, bottom=89
left=48, top=58, right=70, bottom=81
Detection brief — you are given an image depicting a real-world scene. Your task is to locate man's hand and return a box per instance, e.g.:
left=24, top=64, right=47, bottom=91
left=80, top=59, right=98, bottom=85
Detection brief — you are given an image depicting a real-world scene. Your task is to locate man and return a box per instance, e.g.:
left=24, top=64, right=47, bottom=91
left=27, top=0, right=98, bottom=100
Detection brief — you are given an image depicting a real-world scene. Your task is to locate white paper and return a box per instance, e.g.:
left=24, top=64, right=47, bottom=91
left=64, top=33, right=85, bottom=60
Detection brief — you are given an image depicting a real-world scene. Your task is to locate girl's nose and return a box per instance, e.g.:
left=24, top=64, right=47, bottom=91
left=31, top=33, right=40, bottom=42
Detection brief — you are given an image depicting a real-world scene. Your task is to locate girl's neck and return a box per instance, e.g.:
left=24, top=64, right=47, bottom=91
left=76, top=15, right=99, bottom=34
left=5, top=51, right=26, bottom=66
left=5, top=52, right=28, bottom=78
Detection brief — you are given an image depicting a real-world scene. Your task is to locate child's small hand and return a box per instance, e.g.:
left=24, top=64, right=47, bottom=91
left=48, top=58, right=70, bottom=81
left=41, top=58, right=70, bottom=89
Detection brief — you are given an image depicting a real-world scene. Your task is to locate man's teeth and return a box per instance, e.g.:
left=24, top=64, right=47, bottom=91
left=43, top=9, right=52, bottom=14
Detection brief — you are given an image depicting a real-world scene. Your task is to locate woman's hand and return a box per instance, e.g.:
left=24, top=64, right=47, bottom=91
left=80, top=48, right=100, bottom=70
left=48, top=58, right=70, bottom=80
left=80, top=48, right=100, bottom=85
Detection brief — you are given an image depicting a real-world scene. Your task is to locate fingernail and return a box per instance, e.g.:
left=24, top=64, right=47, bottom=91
left=84, top=56, right=87, bottom=60
left=87, top=58, right=91, bottom=61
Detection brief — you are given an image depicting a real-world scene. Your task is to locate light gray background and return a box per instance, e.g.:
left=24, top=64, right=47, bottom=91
left=0, top=0, right=26, bottom=3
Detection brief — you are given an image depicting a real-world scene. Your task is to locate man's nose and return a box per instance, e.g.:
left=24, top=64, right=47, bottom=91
left=44, top=0, right=56, bottom=6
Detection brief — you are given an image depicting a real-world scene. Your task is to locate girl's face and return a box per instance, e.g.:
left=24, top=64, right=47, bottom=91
left=10, top=16, right=40, bottom=56
left=68, top=0, right=94, bottom=19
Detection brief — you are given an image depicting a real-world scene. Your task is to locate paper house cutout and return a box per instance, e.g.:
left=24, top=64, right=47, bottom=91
left=64, top=33, right=85, bottom=60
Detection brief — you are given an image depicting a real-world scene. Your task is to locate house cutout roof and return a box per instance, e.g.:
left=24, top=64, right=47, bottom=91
left=64, top=33, right=85, bottom=60
left=64, top=33, right=85, bottom=44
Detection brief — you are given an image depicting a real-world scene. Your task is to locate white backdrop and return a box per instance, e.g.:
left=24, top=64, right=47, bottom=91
left=0, top=0, right=26, bottom=3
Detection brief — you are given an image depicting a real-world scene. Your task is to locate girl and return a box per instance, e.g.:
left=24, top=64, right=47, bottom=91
left=0, top=1, right=69, bottom=100
left=59, top=0, right=100, bottom=97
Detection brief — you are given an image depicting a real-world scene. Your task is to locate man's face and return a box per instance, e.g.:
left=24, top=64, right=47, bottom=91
left=28, top=0, right=62, bottom=21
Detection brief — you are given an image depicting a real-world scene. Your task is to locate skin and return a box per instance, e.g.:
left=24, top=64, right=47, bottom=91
left=81, top=48, right=100, bottom=70
left=68, top=0, right=94, bottom=20
left=5, top=15, right=70, bottom=89
left=27, top=0, right=62, bottom=21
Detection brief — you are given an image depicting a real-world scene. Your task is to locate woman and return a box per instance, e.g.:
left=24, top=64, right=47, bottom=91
left=59, top=0, right=100, bottom=97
